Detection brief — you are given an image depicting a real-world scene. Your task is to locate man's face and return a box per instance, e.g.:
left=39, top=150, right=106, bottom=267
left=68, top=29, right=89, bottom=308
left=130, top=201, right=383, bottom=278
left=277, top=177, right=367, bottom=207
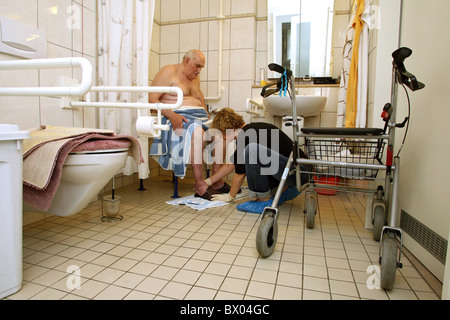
left=185, top=55, right=205, bottom=80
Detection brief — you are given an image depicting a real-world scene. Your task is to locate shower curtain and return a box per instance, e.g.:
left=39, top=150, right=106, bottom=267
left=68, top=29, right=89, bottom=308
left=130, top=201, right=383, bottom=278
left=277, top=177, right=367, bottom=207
left=97, top=0, right=155, bottom=179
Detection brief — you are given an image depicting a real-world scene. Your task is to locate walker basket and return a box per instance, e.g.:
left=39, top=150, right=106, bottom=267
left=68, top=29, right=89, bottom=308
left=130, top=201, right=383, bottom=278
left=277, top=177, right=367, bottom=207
left=303, top=137, right=385, bottom=180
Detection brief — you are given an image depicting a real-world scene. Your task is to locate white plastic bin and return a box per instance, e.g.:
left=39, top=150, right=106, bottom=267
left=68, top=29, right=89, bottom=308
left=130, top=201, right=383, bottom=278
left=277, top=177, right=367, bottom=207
left=0, top=124, right=29, bottom=299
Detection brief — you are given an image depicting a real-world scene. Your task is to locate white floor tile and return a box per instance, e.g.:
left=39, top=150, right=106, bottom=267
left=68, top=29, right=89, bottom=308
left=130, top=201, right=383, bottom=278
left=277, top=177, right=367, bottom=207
left=9, top=178, right=441, bottom=302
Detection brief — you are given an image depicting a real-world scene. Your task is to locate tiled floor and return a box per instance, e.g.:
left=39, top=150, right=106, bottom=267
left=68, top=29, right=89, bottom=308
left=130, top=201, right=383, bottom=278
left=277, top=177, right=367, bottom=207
left=7, top=176, right=441, bottom=300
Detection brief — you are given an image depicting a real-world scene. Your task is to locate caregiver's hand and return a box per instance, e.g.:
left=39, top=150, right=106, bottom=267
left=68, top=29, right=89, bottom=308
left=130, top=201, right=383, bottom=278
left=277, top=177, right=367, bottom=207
left=211, top=193, right=235, bottom=203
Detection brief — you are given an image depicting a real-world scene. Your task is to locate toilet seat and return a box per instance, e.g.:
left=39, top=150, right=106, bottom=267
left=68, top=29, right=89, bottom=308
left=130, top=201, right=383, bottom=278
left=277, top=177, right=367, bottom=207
left=69, top=148, right=129, bottom=155
left=64, top=149, right=128, bottom=166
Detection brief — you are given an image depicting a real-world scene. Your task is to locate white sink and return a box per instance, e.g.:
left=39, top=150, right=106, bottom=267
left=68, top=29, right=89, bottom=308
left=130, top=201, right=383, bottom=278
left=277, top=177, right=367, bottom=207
left=263, top=95, right=327, bottom=117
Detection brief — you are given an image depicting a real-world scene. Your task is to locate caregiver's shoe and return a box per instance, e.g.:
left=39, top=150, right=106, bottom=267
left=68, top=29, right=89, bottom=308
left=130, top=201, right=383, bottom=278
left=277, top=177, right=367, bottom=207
left=236, top=199, right=273, bottom=214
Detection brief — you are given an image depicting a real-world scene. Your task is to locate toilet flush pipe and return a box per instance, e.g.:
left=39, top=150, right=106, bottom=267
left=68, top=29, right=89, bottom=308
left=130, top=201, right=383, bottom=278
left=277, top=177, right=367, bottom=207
left=0, top=57, right=92, bottom=97
left=204, top=0, right=224, bottom=102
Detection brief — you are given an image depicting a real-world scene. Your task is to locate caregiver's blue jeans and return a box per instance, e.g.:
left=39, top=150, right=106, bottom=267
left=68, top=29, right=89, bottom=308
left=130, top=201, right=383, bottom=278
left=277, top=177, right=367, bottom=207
left=243, top=143, right=308, bottom=199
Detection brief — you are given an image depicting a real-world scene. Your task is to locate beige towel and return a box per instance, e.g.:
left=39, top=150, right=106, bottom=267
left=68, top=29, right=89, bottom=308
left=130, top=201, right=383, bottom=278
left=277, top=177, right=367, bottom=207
left=23, top=125, right=143, bottom=190
left=23, top=125, right=113, bottom=156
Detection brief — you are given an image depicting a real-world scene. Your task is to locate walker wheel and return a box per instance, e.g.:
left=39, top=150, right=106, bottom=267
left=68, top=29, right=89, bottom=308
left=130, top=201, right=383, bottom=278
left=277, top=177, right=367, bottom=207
left=380, top=234, right=398, bottom=290
left=256, top=215, right=278, bottom=258
left=372, top=205, right=386, bottom=241
left=305, top=196, right=316, bottom=229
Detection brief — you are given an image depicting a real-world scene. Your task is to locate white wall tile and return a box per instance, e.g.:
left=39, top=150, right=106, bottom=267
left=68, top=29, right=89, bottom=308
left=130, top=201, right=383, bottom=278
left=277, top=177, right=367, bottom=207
left=180, top=0, right=202, bottom=20
left=38, top=0, right=73, bottom=49
left=256, top=20, right=267, bottom=52
left=82, top=6, right=97, bottom=57
left=208, top=21, right=220, bottom=51
left=230, top=17, right=255, bottom=50
left=151, top=22, right=161, bottom=54
left=154, top=0, right=161, bottom=21
left=200, top=21, right=209, bottom=51
left=297, top=87, right=321, bottom=96
left=72, top=2, right=83, bottom=53
left=229, top=80, right=252, bottom=112
left=332, top=14, right=350, bottom=50
left=207, top=50, right=219, bottom=81
left=75, top=0, right=96, bottom=12
left=161, top=0, right=180, bottom=22
left=334, top=0, right=351, bottom=11
left=180, top=23, right=201, bottom=53
left=40, top=97, right=74, bottom=127
left=160, top=25, right=180, bottom=54
left=149, top=51, right=161, bottom=82
left=229, top=49, right=254, bottom=81
left=231, top=0, right=255, bottom=15
left=208, top=0, right=219, bottom=17
left=207, top=81, right=229, bottom=109
left=209, top=20, right=231, bottom=51
left=332, top=47, right=343, bottom=78
left=322, top=87, right=339, bottom=112
left=320, top=112, right=337, bottom=127
left=0, top=0, right=38, bottom=27
left=206, top=49, right=227, bottom=83
left=199, top=0, right=209, bottom=18
left=0, top=95, right=40, bottom=130
left=39, top=44, right=73, bottom=88
left=160, top=53, right=180, bottom=68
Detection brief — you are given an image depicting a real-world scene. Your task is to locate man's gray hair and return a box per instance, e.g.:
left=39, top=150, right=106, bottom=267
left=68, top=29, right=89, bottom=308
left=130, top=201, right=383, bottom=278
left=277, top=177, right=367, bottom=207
left=183, top=49, right=201, bottom=62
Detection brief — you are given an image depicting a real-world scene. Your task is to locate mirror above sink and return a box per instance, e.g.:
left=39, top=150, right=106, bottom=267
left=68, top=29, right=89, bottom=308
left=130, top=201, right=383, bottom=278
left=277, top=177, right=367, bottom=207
left=263, top=94, right=327, bottom=117
left=268, top=0, right=336, bottom=79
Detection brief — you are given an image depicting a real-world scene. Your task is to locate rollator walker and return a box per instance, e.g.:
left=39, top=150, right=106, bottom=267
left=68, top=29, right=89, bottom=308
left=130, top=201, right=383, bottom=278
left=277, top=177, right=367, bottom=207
left=256, top=47, right=424, bottom=290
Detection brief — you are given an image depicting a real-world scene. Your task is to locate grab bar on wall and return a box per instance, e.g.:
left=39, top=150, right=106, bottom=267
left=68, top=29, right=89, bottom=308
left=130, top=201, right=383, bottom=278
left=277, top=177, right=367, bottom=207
left=71, top=86, right=184, bottom=110
left=0, top=57, right=184, bottom=138
left=245, top=97, right=265, bottom=118
left=70, top=86, right=184, bottom=138
left=0, top=58, right=182, bottom=110
left=0, top=57, right=92, bottom=96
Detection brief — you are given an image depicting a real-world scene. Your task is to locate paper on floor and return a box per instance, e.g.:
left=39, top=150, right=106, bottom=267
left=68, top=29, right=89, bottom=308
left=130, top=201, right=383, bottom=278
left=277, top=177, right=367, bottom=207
left=166, top=194, right=229, bottom=211
left=166, top=188, right=248, bottom=211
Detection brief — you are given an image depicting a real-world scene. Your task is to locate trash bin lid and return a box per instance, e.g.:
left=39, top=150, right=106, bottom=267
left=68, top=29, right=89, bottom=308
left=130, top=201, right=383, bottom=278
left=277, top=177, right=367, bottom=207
left=0, top=124, right=30, bottom=141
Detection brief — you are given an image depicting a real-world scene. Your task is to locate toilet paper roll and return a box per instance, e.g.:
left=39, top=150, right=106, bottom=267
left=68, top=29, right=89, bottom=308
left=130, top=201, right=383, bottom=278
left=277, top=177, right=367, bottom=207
left=136, top=116, right=158, bottom=136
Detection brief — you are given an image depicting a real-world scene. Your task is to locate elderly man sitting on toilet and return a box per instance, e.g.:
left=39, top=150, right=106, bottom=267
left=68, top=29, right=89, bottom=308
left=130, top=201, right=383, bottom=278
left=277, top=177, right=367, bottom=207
left=149, top=49, right=229, bottom=199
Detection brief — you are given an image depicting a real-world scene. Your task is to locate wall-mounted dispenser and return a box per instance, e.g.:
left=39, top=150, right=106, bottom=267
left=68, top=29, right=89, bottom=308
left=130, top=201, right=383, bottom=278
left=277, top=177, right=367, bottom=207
left=0, top=16, right=47, bottom=59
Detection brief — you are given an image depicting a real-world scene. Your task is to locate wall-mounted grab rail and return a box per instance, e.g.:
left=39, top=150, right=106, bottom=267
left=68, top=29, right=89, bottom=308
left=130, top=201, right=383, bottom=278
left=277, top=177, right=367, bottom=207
left=0, top=57, right=185, bottom=138
left=71, top=86, right=184, bottom=138
left=245, top=97, right=265, bottom=118
left=71, top=86, right=183, bottom=111
left=0, top=57, right=92, bottom=97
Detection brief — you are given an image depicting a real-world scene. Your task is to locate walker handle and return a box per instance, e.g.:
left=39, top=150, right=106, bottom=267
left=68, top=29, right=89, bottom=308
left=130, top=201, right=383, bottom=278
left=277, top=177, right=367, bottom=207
left=392, top=47, right=425, bottom=91
left=392, top=47, right=412, bottom=67
left=268, top=63, right=292, bottom=77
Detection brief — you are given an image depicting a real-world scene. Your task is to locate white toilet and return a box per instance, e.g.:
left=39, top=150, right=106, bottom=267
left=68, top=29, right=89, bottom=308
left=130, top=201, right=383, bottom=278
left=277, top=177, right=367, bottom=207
left=23, top=148, right=129, bottom=217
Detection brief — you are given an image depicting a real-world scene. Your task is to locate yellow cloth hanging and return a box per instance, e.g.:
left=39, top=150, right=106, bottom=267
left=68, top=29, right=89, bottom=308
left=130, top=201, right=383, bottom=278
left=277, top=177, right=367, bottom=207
left=345, top=0, right=365, bottom=128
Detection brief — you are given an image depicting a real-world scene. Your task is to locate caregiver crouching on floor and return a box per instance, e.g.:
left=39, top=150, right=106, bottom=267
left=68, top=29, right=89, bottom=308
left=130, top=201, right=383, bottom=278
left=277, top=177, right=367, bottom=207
left=197, top=108, right=309, bottom=214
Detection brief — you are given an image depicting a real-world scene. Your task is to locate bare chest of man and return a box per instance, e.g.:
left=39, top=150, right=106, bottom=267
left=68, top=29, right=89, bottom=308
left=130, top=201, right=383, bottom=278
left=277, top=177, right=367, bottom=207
left=174, top=79, right=203, bottom=107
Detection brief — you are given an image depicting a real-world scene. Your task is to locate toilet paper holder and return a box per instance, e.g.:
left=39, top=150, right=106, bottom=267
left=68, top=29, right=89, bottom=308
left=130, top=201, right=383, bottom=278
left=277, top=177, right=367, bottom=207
left=68, top=86, right=183, bottom=138
left=136, top=111, right=170, bottom=138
